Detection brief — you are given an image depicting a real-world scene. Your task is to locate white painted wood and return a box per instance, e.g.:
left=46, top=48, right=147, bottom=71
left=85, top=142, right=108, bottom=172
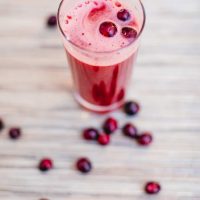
left=0, top=0, right=200, bottom=199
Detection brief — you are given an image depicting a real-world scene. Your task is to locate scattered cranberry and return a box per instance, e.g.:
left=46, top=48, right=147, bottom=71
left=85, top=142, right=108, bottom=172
left=124, top=101, right=140, bottom=116
left=103, top=117, right=118, bottom=134
left=76, top=158, right=92, bottom=173
left=122, top=27, right=137, bottom=39
left=47, top=15, right=57, bottom=27
left=8, top=127, right=21, bottom=139
left=145, top=182, right=161, bottom=194
left=0, top=118, right=4, bottom=131
left=117, top=9, right=130, bottom=21
left=137, top=132, right=153, bottom=146
left=83, top=128, right=99, bottom=140
left=38, top=158, right=53, bottom=172
left=122, top=123, right=138, bottom=138
left=99, top=21, right=117, bottom=37
left=98, top=133, right=110, bottom=145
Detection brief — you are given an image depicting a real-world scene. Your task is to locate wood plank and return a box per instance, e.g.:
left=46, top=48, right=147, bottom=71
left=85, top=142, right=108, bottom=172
left=0, top=0, right=200, bottom=199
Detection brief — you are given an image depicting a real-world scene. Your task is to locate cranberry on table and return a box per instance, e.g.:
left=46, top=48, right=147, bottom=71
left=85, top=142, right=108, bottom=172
left=38, top=158, right=53, bottom=172
left=103, top=117, right=118, bottom=134
left=76, top=157, right=92, bottom=173
left=117, top=9, right=131, bottom=21
left=47, top=15, right=57, bottom=27
left=145, top=181, right=161, bottom=194
left=99, top=21, right=117, bottom=37
left=124, top=101, right=140, bottom=116
left=122, top=27, right=137, bottom=39
left=122, top=123, right=138, bottom=138
left=98, top=133, right=110, bottom=145
left=0, top=118, right=5, bottom=131
left=83, top=128, right=99, bottom=140
left=8, top=127, right=21, bottom=139
left=137, top=132, right=153, bottom=146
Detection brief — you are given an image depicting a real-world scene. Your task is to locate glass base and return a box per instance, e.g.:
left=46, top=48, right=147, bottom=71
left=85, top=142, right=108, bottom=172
left=74, top=93, right=124, bottom=113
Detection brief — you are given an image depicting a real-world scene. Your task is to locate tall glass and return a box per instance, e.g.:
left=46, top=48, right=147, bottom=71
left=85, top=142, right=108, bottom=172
left=57, top=0, right=145, bottom=112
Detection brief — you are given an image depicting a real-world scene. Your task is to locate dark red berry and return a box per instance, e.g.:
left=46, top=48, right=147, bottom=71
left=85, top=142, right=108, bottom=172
left=124, top=101, right=140, bottom=116
left=117, top=9, right=130, bottom=21
left=137, top=132, right=153, bottom=146
left=122, top=123, right=138, bottom=138
left=38, top=158, right=53, bottom=172
left=122, top=27, right=137, bottom=39
left=103, top=117, right=118, bottom=134
left=99, top=21, right=117, bottom=37
left=9, top=127, right=21, bottom=139
left=47, top=15, right=57, bottom=27
left=76, top=158, right=92, bottom=173
left=98, top=133, right=110, bottom=145
left=83, top=128, right=99, bottom=140
left=0, top=118, right=4, bottom=131
left=145, top=182, right=161, bottom=194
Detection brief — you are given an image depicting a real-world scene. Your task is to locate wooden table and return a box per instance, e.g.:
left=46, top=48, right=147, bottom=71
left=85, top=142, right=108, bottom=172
left=0, top=0, right=200, bottom=199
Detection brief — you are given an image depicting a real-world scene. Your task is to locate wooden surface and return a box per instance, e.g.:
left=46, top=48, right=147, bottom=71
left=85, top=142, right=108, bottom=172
left=0, top=0, right=200, bottom=199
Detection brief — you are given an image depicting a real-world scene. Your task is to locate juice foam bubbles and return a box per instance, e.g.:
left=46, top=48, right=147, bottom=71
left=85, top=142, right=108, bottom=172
left=63, top=0, right=138, bottom=52
left=58, top=0, right=144, bottom=66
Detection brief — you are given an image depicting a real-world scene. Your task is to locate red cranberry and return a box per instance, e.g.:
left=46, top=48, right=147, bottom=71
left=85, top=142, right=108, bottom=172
left=124, top=101, right=140, bottom=116
left=122, top=27, right=137, bottom=39
left=145, top=182, right=161, bottom=194
left=98, top=133, right=110, bottom=145
left=47, top=15, right=57, bottom=27
left=0, top=118, right=5, bottom=131
left=83, top=128, right=99, bottom=140
left=137, top=132, right=153, bottom=146
left=103, top=117, right=118, bottom=134
left=38, top=158, right=53, bottom=172
left=117, top=9, right=130, bottom=21
left=9, top=127, right=21, bottom=139
left=122, top=123, right=138, bottom=138
left=76, top=158, right=92, bottom=173
left=99, top=21, right=117, bottom=37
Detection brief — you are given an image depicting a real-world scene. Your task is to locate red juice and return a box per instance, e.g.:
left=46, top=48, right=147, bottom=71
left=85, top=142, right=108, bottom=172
left=67, top=51, right=137, bottom=106
left=58, top=0, right=145, bottom=112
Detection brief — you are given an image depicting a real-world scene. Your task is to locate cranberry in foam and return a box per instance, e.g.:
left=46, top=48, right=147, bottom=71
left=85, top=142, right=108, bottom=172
left=99, top=21, right=118, bottom=37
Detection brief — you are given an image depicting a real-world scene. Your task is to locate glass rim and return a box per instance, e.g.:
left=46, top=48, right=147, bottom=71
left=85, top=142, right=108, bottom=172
left=57, top=0, right=146, bottom=54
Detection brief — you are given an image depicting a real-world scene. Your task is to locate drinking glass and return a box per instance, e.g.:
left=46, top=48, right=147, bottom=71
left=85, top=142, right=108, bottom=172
left=57, top=0, right=145, bottom=112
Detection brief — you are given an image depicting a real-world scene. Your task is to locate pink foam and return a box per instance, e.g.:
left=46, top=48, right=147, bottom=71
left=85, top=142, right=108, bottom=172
left=62, top=0, right=138, bottom=52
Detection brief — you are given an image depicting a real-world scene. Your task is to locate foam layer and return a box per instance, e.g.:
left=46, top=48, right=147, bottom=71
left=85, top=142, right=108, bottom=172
left=62, top=0, right=138, bottom=52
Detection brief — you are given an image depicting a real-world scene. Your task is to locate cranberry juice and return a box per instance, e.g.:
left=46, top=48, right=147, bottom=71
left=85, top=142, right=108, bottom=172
left=67, top=51, right=137, bottom=106
left=58, top=0, right=144, bottom=111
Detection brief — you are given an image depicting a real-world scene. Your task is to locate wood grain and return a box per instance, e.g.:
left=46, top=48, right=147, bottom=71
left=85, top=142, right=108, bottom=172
left=0, top=0, right=200, bottom=199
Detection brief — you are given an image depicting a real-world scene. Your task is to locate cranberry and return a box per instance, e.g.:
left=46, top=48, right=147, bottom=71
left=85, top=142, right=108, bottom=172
left=117, top=9, right=130, bottom=21
left=38, top=158, right=53, bottom=172
left=99, top=21, right=117, bottom=37
left=122, top=123, right=138, bottom=138
left=0, top=118, right=5, bottom=131
left=47, top=15, right=57, bottom=27
left=76, top=158, right=92, bottom=173
left=8, top=127, right=21, bottom=139
left=124, top=101, right=140, bottom=116
left=145, top=182, right=161, bottom=194
left=103, top=117, right=118, bottom=134
left=98, top=133, right=110, bottom=145
left=137, top=132, right=153, bottom=146
left=83, top=128, right=99, bottom=140
left=122, top=27, right=137, bottom=39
